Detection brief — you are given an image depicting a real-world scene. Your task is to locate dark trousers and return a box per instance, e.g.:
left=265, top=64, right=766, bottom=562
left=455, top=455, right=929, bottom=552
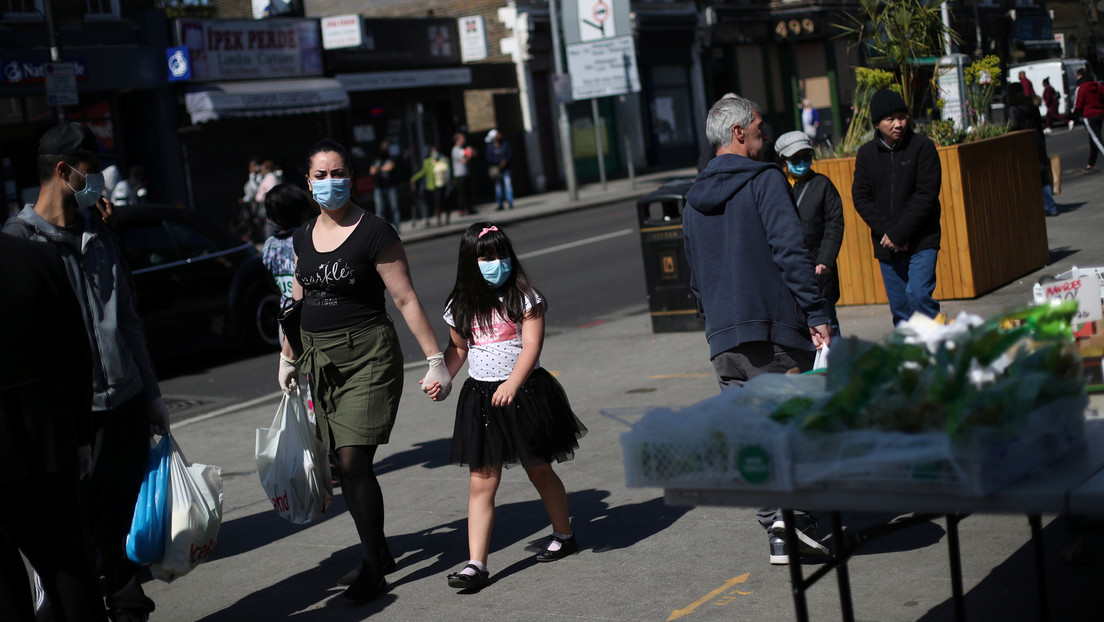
left=86, top=396, right=152, bottom=617
left=454, top=176, right=471, bottom=214
left=1086, top=116, right=1104, bottom=166
left=0, top=471, right=106, bottom=622
left=712, top=342, right=815, bottom=531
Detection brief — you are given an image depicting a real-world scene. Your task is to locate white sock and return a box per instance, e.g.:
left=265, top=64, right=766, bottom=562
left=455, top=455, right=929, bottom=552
left=546, top=531, right=573, bottom=552
left=460, top=560, right=487, bottom=576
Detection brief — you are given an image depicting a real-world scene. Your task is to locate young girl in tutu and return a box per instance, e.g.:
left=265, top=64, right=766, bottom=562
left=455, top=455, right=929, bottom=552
left=424, top=222, right=587, bottom=589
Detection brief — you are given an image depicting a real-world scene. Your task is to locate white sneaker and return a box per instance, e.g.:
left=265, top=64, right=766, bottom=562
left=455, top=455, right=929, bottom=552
left=1070, top=120, right=1076, bottom=131
left=769, top=519, right=829, bottom=556
left=1044, top=128, right=1053, bottom=134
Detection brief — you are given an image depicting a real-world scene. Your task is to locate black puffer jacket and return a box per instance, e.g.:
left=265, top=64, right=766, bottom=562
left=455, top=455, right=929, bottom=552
left=851, top=129, right=942, bottom=261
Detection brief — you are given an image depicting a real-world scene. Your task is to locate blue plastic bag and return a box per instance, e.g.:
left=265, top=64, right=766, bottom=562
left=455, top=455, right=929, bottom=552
left=125, top=435, right=171, bottom=564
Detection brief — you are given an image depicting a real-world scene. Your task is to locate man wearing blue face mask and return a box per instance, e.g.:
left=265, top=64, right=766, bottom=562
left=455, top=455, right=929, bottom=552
left=775, top=131, right=845, bottom=335
left=3, top=122, right=168, bottom=622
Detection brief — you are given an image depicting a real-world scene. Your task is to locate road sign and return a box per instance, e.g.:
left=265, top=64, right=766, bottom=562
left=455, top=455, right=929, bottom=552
left=565, top=36, right=640, bottom=100
left=562, top=0, right=631, bottom=46
left=45, top=62, right=78, bottom=106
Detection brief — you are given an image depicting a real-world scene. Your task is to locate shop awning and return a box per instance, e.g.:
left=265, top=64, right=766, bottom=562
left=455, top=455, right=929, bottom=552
left=184, top=78, right=350, bottom=124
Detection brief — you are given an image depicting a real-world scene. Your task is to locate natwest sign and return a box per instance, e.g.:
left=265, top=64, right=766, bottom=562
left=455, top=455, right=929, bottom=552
left=2, top=58, right=88, bottom=85
left=176, top=19, right=322, bottom=81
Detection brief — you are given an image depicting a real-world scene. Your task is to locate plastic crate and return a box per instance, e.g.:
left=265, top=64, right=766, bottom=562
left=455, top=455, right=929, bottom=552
left=790, top=395, right=1088, bottom=497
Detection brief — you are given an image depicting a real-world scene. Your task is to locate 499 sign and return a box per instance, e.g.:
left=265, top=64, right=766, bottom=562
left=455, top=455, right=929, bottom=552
left=774, top=18, right=816, bottom=40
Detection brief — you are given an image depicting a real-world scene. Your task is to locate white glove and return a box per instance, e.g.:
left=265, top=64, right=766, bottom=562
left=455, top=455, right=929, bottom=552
left=422, top=352, right=453, bottom=400
left=278, top=353, right=299, bottom=394
left=148, top=397, right=170, bottom=435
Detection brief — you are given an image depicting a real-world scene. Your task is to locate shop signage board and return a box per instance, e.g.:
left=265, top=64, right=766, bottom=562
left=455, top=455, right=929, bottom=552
left=336, top=67, right=472, bottom=92
left=565, top=36, right=640, bottom=100
left=2, top=58, right=87, bottom=85
left=176, top=19, right=323, bottom=81
left=458, top=15, right=488, bottom=63
left=321, top=15, right=362, bottom=50
left=166, top=47, right=192, bottom=82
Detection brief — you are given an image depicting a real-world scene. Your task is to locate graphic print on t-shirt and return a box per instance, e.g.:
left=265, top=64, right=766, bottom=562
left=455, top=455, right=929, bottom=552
left=297, top=257, right=357, bottom=307
left=470, top=309, right=517, bottom=346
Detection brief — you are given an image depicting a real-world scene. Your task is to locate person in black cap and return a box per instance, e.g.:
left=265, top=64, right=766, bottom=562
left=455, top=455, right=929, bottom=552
left=2, top=122, right=168, bottom=622
left=851, top=89, right=943, bottom=326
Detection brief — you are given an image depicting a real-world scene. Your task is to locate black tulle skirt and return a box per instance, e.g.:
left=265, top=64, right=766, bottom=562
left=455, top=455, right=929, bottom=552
left=450, top=367, right=587, bottom=469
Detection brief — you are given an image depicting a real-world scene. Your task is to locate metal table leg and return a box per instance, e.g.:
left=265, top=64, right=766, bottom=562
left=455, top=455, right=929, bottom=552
left=830, top=511, right=855, bottom=622
left=946, top=514, right=966, bottom=622
left=781, top=509, right=810, bottom=622
left=1028, top=514, right=1049, bottom=622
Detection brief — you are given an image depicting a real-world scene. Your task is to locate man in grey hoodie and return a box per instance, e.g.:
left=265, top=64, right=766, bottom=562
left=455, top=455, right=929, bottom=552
left=683, top=95, right=830, bottom=565
left=3, top=122, right=168, bottom=622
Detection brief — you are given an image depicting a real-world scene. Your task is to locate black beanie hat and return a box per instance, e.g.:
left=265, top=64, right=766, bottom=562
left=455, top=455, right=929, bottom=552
left=869, top=89, right=907, bottom=126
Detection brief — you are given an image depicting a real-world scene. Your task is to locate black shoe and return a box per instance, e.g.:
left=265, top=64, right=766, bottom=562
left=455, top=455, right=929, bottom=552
left=338, top=555, right=396, bottom=586
left=447, top=564, right=490, bottom=589
left=495, top=205, right=504, bottom=211
left=535, top=535, right=579, bottom=562
left=343, top=567, right=387, bottom=602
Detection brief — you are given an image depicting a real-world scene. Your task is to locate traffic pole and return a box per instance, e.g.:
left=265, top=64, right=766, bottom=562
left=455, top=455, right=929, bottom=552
left=549, top=0, right=579, bottom=201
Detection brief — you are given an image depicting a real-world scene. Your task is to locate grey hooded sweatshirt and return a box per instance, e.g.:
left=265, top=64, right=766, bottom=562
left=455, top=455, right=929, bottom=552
left=3, top=205, right=160, bottom=411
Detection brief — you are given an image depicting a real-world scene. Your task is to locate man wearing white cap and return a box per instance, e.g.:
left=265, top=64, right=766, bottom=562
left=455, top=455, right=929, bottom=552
left=774, top=130, right=844, bottom=335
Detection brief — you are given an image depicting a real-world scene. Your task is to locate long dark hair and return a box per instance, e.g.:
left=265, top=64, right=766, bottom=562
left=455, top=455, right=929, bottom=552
left=446, top=222, right=546, bottom=340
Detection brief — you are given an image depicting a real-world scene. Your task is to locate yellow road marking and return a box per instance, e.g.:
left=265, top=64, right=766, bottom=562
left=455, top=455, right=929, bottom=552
left=667, top=574, right=750, bottom=621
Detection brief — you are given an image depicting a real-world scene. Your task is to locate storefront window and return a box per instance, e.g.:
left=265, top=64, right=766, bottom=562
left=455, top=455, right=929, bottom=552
left=0, top=97, right=22, bottom=125
left=650, top=65, right=695, bottom=148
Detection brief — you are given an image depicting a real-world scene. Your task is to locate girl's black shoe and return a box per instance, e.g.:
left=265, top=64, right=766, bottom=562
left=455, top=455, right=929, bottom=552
left=535, top=535, right=579, bottom=562
left=342, top=565, right=387, bottom=603
left=447, top=564, right=490, bottom=589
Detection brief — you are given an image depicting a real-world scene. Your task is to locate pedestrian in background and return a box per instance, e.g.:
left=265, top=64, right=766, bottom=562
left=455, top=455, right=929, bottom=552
left=262, top=183, right=314, bottom=318
left=683, top=95, right=830, bottom=565
left=425, top=222, right=587, bottom=590
left=1018, top=70, right=1037, bottom=98
left=485, top=129, right=514, bottom=211
left=801, top=98, right=819, bottom=141
left=370, top=141, right=401, bottom=231
left=1041, top=77, right=1071, bottom=134
left=1073, top=68, right=1104, bottom=170
left=851, top=89, right=943, bottom=326
left=775, top=131, right=845, bottom=334
left=278, top=139, right=452, bottom=603
left=1007, top=82, right=1061, bottom=217
left=110, top=165, right=145, bottom=207
left=0, top=235, right=104, bottom=622
left=3, top=122, right=169, bottom=622
left=451, top=133, right=474, bottom=216
left=409, top=146, right=446, bottom=228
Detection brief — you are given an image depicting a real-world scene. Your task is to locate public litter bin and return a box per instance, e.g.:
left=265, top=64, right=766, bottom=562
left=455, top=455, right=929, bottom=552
left=636, top=178, right=705, bottom=333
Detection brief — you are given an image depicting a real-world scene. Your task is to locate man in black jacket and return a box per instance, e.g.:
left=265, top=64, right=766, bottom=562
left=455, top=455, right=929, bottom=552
left=851, top=89, right=942, bottom=326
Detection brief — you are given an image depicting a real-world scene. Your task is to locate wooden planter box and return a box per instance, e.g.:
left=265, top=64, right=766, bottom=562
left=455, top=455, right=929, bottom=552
left=814, top=130, right=1050, bottom=306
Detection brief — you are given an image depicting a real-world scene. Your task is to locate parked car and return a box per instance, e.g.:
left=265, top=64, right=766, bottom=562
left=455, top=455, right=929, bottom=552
left=113, top=205, right=281, bottom=359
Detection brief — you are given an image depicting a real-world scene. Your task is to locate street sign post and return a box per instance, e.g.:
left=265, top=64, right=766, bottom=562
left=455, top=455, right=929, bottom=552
left=565, top=36, right=641, bottom=101
left=45, top=62, right=78, bottom=106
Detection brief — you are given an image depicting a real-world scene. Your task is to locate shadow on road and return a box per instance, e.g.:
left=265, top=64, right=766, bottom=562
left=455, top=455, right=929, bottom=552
left=192, top=488, right=691, bottom=620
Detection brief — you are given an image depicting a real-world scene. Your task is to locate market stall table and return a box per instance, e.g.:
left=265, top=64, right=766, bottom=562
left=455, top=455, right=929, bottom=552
left=664, top=415, right=1104, bottom=622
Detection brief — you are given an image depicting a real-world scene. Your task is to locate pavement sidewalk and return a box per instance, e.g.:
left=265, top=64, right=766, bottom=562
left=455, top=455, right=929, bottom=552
left=142, top=165, right=1104, bottom=621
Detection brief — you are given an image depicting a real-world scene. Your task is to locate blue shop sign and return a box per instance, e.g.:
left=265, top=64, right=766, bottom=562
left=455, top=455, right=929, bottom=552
left=167, top=46, right=192, bottom=82
left=2, top=58, right=88, bottom=85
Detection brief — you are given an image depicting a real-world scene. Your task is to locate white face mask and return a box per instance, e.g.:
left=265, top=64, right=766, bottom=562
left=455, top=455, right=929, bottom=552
left=67, top=165, right=105, bottom=209
left=311, top=178, right=351, bottom=210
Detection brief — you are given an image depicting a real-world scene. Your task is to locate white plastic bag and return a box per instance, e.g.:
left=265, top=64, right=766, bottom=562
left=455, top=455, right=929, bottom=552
left=150, top=435, right=224, bottom=583
left=813, top=345, right=830, bottom=370
left=255, top=389, right=333, bottom=525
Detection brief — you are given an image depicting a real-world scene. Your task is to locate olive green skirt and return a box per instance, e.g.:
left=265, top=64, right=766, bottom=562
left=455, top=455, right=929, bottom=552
left=299, top=315, right=404, bottom=449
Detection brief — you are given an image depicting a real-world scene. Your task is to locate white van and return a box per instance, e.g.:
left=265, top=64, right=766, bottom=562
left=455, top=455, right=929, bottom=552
left=1007, top=58, right=1090, bottom=118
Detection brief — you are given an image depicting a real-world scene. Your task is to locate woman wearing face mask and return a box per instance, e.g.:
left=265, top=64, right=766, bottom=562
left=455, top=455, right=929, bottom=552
left=774, top=131, right=845, bottom=335
left=276, top=139, right=453, bottom=603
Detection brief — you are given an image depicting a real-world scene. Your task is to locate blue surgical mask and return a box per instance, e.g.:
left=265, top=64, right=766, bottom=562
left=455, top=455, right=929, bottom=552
left=478, top=258, right=513, bottom=288
left=67, top=165, right=105, bottom=209
left=311, top=178, right=350, bottom=210
left=786, top=158, right=812, bottom=178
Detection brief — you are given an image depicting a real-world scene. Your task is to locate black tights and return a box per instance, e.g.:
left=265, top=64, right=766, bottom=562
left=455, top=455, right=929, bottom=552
left=337, top=445, right=392, bottom=578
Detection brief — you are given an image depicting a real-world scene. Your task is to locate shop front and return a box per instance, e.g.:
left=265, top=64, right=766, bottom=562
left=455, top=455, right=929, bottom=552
left=172, top=17, right=349, bottom=226
left=0, top=10, right=182, bottom=215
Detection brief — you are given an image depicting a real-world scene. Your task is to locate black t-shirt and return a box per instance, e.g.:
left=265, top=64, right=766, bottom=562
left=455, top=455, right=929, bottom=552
left=293, top=212, right=400, bottom=333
